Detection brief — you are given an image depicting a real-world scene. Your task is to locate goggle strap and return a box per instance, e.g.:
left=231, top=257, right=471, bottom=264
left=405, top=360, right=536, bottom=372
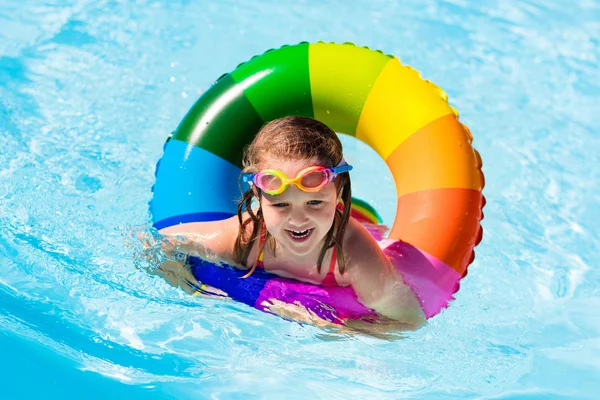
left=331, top=164, right=353, bottom=174
left=241, top=173, right=254, bottom=183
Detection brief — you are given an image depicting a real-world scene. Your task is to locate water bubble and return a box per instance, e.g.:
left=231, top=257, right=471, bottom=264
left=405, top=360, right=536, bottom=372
left=75, top=174, right=102, bottom=193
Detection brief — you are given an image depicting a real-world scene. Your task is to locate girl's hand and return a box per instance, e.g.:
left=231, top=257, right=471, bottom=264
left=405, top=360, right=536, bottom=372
left=130, top=227, right=229, bottom=299
left=260, top=299, right=357, bottom=335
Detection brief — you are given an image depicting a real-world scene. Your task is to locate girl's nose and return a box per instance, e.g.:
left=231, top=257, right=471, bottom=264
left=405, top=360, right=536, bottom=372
left=288, top=206, right=309, bottom=226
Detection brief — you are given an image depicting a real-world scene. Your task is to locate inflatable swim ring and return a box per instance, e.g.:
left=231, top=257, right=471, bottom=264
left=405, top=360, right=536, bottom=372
left=150, top=42, right=485, bottom=323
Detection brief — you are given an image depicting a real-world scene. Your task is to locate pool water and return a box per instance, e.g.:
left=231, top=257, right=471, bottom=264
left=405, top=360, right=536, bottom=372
left=1, top=0, right=599, bottom=398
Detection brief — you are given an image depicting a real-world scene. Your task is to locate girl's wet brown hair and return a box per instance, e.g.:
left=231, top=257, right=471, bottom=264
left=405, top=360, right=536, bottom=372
left=232, top=116, right=352, bottom=278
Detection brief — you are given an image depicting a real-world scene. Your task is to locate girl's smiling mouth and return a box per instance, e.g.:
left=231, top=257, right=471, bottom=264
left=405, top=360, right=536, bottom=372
left=285, top=228, right=314, bottom=242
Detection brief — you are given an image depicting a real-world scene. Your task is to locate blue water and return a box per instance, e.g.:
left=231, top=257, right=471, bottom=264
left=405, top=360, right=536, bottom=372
left=1, top=0, right=599, bottom=398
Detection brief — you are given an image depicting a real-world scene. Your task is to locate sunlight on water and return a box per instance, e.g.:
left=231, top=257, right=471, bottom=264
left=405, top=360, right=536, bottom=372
left=1, top=0, right=599, bottom=398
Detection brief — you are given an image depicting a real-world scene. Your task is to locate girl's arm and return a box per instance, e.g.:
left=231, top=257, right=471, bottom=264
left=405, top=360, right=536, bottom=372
left=135, top=218, right=237, bottom=297
left=158, top=215, right=241, bottom=264
left=344, top=219, right=426, bottom=327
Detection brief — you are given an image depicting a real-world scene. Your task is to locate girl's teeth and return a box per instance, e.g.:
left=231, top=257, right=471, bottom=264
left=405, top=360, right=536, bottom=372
left=289, top=229, right=310, bottom=238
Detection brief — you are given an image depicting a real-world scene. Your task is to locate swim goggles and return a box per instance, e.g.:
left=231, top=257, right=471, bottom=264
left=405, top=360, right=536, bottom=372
left=241, top=160, right=353, bottom=195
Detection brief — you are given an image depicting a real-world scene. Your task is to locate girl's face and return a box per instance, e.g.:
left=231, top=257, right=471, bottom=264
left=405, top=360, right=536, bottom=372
left=259, top=157, right=340, bottom=257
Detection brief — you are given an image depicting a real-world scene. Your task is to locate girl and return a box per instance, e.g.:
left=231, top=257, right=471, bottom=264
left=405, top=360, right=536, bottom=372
left=159, top=116, right=425, bottom=326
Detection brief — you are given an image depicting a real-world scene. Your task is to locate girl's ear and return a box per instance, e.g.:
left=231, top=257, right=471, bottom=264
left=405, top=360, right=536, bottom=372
left=336, top=185, right=344, bottom=203
left=335, top=175, right=346, bottom=203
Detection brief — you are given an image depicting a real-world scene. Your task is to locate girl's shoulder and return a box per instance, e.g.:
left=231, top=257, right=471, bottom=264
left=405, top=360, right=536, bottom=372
left=342, top=217, right=384, bottom=262
left=340, top=217, right=391, bottom=282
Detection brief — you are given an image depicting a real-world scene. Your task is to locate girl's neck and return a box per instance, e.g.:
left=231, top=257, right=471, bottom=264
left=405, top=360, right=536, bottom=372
left=268, top=235, right=328, bottom=265
left=264, top=237, right=335, bottom=283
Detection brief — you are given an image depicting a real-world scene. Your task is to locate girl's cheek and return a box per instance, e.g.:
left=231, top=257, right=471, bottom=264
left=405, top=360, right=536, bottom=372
left=265, top=209, right=287, bottom=224
left=310, top=206, right=335, bottom=219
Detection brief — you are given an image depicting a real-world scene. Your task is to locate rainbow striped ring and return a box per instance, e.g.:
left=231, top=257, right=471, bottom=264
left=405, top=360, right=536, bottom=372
left=151, top=42, right=485, bottom=320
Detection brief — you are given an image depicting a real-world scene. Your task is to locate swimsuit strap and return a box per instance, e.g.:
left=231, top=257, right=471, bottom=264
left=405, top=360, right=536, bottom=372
left=241, top=221, right=266, bottom=279
left=320, top=246, right=338, bottom=287
left=329, top=246, right=337, bottom=274
left=256, top=227, right=266, bottom=268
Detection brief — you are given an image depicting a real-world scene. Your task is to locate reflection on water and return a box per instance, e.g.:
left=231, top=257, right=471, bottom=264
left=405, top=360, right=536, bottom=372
left=1, top=0, right=599, bottom=397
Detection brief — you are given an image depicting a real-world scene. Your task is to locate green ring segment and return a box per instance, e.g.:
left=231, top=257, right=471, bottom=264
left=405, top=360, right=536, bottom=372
left=230, top=43, right=314, bottom=122
left=171, top=42, right=394, bottom=168
left=172, top=73, right=264, bottom=169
